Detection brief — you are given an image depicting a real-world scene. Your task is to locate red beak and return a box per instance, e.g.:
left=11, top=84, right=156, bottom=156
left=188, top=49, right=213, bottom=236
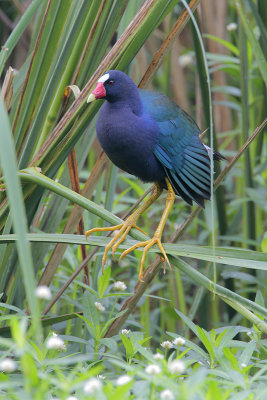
left=92, top=82, right=106, bottom=99
left=87, top=82, right=106, bottom=103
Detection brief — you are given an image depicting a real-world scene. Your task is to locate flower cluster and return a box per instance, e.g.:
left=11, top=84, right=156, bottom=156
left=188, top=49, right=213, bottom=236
left=0, top=358, right=16, bottom=373
left=173, top=337, right=185, bottom=346
left=227, top=22, right=237, bottom=32
left=113, top=281, right=127, bottom=291
left=145, top=364, right=161, bottom=375
left=84, top=378, right=102, bottom=395
left=168, top=359, right=186, bottom=374
left=154, top=353, right=164, bottom=360
left=46, top=332, right=66, bottom=351
left=35, top=285, right=52, bottom=300
left=178, top=54, right=194, bottom=68
left=161, top=340, right=173, bottom=349
left=94, top=302, right=105, bottom=312
left=160, top=389, right=175, bottom=400
left=120, top=329, right=130, bottom=336
left=116, top=375, right=132, bottom=386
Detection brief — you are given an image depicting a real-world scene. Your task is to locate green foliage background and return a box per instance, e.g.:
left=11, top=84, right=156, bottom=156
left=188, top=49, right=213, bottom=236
left=0, top=0, right=266, bottom=399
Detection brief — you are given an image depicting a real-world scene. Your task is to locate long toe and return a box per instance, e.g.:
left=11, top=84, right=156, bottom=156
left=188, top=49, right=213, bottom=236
left=118, top=238, right=151, bottom=263
left=85, top=224, right=123, bottom=241
left=112, top=225, right=132, bottom=261
left=156, top=239, right=171, bottom=270
left=119, top=236, right=170, bottom=280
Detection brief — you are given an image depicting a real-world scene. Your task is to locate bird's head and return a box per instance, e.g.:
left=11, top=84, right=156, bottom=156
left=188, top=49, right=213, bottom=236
left=87, top=70, right=138, bottom=104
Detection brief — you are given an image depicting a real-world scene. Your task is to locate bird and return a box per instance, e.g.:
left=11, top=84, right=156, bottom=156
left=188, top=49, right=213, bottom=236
left=86, top=70, right=224, bottom=280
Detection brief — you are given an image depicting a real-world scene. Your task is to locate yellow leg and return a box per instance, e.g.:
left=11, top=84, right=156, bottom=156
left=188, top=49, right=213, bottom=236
left=85, top=183, right=162, bottom=272
left=119, top=178, right=175, bottom=281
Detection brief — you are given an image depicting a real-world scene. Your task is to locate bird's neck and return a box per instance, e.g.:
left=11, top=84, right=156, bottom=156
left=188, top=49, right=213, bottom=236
left=108, top=87, right=143, bottom=116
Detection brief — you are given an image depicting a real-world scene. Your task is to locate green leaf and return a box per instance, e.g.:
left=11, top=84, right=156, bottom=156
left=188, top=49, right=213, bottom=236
left=235, top=0, right=267, bottom=86
left=0, top=0, right=45, bottom=76
left=204, top=34, right=239, bottom=55
left=215, top=327, right=237, bottom=349
left=120, top=334, right=135, bottom=362
left=98, top=266, right=111, bottom=298
left=261, top=232, right=267, bottom=252
left=172, top=257, right=267, bottom=323
left=82, top=291, right=99, bottom=336
left=196, top=326, right=215, bottom=366
left=100, top=310, right=128, bottom=338
left=223, top=348, right=239, bottom=370
left=239, top=341, right=256, bottom=366
left=247, top=0, right=267, bottom=57
left=119, top=176, right=145, bottom=197
left=0, top=96, right=41, bottom=338
left=20, top=353, right=39, bottom=388
left=168, top=330, right=209, bottom=361
left=255, top=291, right=266, bottom=308
left=2, top=231, right=267, bottom=271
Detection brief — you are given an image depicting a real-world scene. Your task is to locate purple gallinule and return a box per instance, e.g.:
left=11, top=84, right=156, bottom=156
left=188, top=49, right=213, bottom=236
left=86, top=70, right=224, bottom=280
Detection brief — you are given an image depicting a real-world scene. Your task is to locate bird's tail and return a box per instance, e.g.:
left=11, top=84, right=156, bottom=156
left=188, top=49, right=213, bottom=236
left=204, top=145, right=226, bottom=161
left=213, top=149, right=226, bottom=161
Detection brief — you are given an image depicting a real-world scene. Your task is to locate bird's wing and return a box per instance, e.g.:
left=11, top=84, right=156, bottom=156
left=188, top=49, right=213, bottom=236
left=139, top=89, right=212, bottom=207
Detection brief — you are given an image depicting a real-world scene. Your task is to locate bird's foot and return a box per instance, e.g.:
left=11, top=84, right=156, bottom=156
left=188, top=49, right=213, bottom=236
left=119, top=234, right=171, bottom=281
left=85, top=217, right=147, bottom=272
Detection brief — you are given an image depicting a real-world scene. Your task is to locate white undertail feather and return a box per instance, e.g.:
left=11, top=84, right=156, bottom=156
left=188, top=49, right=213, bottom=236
left=204, top=144, right=212, bottom=159
left=204, top=145, right=216, bottom=174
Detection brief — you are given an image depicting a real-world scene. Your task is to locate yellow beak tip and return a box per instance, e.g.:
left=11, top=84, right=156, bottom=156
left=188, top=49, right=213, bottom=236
left=87, top=93, right=96, bottom=103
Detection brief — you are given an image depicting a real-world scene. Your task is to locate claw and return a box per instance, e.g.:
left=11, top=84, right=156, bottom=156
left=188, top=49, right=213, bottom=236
left=119, top=235, right=171, bottom=281
left=85, top=219, right=150, bottom=272
left=84, top=182, right=175, bottom=280
left=138, top=274, right=145, bottom=282
left=160, top=256, right=166, bottom=274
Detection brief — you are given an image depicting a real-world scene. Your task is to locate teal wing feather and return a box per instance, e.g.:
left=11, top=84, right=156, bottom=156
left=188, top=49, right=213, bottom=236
left=139, top=89, right=212, bottom=207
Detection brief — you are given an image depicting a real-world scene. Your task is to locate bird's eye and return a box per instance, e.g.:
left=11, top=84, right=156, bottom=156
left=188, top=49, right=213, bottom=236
left=106, top=80, right=115, bottom=86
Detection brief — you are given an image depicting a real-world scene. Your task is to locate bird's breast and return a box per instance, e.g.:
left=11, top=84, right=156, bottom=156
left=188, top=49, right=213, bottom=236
left=96, top=108, right=165, bottom=183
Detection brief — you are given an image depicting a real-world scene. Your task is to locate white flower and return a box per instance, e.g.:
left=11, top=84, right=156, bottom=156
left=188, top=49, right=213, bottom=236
left=145, top=364, right=161, bottom=375
left=94, top=302, right=105, bottom=312
left=0, top=358, right=16, bottom=372
left=120, top=329, right=130, bottom=336
left=66, top=397, right=78, bottom=400
left=98, top=374, right=106, bottom=380
left=84, top=378, right=102, bottom=395
left=173, top=337, right=185, bottom=346
left=35, top=285, right=52, bottom=300
left=113, top=281, right=127, bottom=291
left=178, top=54, right=193, bottom=68
left=168, top=359, right=186, bottom=374
left=116, top=375, right=132, bottom=386
left=153, top=353, right=164, bottom=360
left=161, top=340, right=173, bottom=349
left=226, top=22, right=237, bottom=32
left=241, top=363, right=247, bottom=369
left=160, top=389, right=175, bottom=400
left=46, top=334, right=66, bottom=351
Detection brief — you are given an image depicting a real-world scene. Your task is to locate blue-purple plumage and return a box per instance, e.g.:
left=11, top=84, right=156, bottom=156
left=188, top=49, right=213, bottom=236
left=95, top=70, right=224, bottom=207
